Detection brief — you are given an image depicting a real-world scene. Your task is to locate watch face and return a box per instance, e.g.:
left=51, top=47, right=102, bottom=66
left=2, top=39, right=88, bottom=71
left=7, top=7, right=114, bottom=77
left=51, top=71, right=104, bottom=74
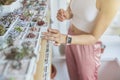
left=67, top=35, right=72, bottom=45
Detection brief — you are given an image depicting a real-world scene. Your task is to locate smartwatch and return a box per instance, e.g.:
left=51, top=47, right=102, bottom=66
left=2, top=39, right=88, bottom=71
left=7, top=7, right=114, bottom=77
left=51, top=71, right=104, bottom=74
left=66, top=35, right=72, bottom=45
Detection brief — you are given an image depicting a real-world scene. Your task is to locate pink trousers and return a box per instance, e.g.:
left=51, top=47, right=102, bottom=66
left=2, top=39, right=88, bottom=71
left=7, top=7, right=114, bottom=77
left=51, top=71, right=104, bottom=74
left=65, top=27, right=102, bottom=80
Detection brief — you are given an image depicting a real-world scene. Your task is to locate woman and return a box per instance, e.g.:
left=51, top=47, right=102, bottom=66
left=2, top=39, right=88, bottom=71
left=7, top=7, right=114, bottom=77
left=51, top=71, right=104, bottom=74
left=43, top=0, right=120, bottom=80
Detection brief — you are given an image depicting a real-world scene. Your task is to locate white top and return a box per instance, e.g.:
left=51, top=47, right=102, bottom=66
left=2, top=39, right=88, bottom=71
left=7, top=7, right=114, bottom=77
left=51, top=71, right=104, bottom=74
left=70, top=0, right=98, bottom=33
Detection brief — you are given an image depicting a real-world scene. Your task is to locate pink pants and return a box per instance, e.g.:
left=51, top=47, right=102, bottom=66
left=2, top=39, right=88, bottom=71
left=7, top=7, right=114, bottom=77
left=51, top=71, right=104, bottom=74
left=65, top=27, right=102, bottom=80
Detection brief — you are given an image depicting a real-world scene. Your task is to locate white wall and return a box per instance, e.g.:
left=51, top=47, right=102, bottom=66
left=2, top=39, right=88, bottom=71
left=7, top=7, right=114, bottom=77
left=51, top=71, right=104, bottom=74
left=98, top=35, right=120, bottom=80
left=100, top=35, right=120, bottom=60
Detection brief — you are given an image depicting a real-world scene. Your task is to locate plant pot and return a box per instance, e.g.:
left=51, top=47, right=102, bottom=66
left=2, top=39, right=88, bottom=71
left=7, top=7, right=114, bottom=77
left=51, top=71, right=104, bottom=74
left=101, top=44, right=106, bottom=53
left=51, top=64, right=57, bottom=79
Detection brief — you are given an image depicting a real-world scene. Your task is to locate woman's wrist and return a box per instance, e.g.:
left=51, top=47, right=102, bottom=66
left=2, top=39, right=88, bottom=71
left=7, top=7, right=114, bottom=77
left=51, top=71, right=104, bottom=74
left=60, top=34, right=72, bottom=45
left=60, top=34, right=67, bottom=44
left=66, top=10, right=73, bottom=19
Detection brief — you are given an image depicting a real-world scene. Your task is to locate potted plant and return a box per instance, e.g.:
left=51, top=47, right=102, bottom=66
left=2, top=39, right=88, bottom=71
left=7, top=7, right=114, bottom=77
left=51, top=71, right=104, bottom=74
left=0, top=0, right=22, bottom=17
left=51, top=64, right=57, bottom=80
left=0, top=0, right=15, bottom=5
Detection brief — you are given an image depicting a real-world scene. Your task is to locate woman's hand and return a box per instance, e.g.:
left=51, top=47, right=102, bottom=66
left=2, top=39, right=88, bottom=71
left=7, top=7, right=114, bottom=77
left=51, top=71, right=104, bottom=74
left=57, top=9, right=68, bottom=22
left=42, top=28, right=66, bottom=46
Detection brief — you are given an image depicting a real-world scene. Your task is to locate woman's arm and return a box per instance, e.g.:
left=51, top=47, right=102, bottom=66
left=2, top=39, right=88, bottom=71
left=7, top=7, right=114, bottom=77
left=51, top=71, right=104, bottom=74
left=71, top=0, right=120, bottom=45
left=65, top=1, right=73, bottom=19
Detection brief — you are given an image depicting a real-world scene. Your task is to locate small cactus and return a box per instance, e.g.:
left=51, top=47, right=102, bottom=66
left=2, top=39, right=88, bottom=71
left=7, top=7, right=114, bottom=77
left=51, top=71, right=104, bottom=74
left=0, top=25, right=6, bottom=36
left=7, top=36, right=14, bottom=46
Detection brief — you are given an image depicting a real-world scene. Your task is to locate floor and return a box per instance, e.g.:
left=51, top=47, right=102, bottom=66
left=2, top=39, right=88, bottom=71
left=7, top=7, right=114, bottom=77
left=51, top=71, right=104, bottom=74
left=52, top=57, right=120, bottom=80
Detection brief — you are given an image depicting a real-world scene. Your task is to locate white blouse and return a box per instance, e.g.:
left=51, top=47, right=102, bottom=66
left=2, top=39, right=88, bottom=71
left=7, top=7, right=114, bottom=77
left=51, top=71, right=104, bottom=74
left=70, top=0, right=98, bottom=33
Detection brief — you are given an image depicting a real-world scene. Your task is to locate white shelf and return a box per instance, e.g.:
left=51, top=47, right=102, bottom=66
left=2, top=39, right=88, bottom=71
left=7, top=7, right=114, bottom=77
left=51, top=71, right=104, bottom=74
left=0, top=16, right=19, bottom=39
left=0, top=0, right=51, bottom=80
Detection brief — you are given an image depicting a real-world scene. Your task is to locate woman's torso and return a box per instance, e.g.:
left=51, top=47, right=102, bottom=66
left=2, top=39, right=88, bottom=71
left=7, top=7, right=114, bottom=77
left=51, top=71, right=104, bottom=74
left=70, top=0, right=99, bottom=35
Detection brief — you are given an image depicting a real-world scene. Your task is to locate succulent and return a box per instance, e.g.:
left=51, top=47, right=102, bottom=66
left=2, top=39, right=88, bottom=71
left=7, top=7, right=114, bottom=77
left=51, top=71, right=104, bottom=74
left=26, top=33, right=36, bottom=38
left=0, top=0, right=15, bottom=5
left=32, top=17, right=38, bottom=22
left=4, top=48, right=19, bottom=60
left=30, top=27, right=37, bottom=31
left=4, top=42, right=36, bottom=60
left=37, top=20, right=45, bottom=26
left=14, top=26, right=23, bottom=32
left=0, top=0, right=6, bottom=5
left=15, top=48, right=27, bottom=60
left=23, top=10, right=33, bottom=17
left=0, top=25, right=5, bottom=36
left=7, top=36, right=14, bottom=46
left=11, top=60, right=21, bottom=70
left=12, top=42, right=34, bottom=60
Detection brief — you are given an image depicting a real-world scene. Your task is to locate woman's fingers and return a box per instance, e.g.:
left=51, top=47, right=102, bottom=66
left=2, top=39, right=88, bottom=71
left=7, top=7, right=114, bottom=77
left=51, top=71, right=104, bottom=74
left=48, top=28, right=59, bottom=34
left=43, top=34, right=59, bottom=43
left=57, top=14, right=65, bottom=21
left=42, top=30, right=60, bottom=40
left=42, top=28, right=63, bottom=46
left=57, top=9, right=67, bottom=21
left=42, top=31, right=58, bottom=37
left=57, top=17, right=64, bottom=22
left=63, top=11, right=67, bottom=18
left=58, top=9, right=64, bottom=14
left=57, top=15, right=64, bottom=21
left=44, top=36, right=55, bottom=41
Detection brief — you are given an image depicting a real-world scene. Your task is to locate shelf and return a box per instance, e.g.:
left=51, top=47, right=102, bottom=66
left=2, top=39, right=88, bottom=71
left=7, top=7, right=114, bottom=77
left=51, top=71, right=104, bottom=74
left=0, top=0, right=52, bottom=80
